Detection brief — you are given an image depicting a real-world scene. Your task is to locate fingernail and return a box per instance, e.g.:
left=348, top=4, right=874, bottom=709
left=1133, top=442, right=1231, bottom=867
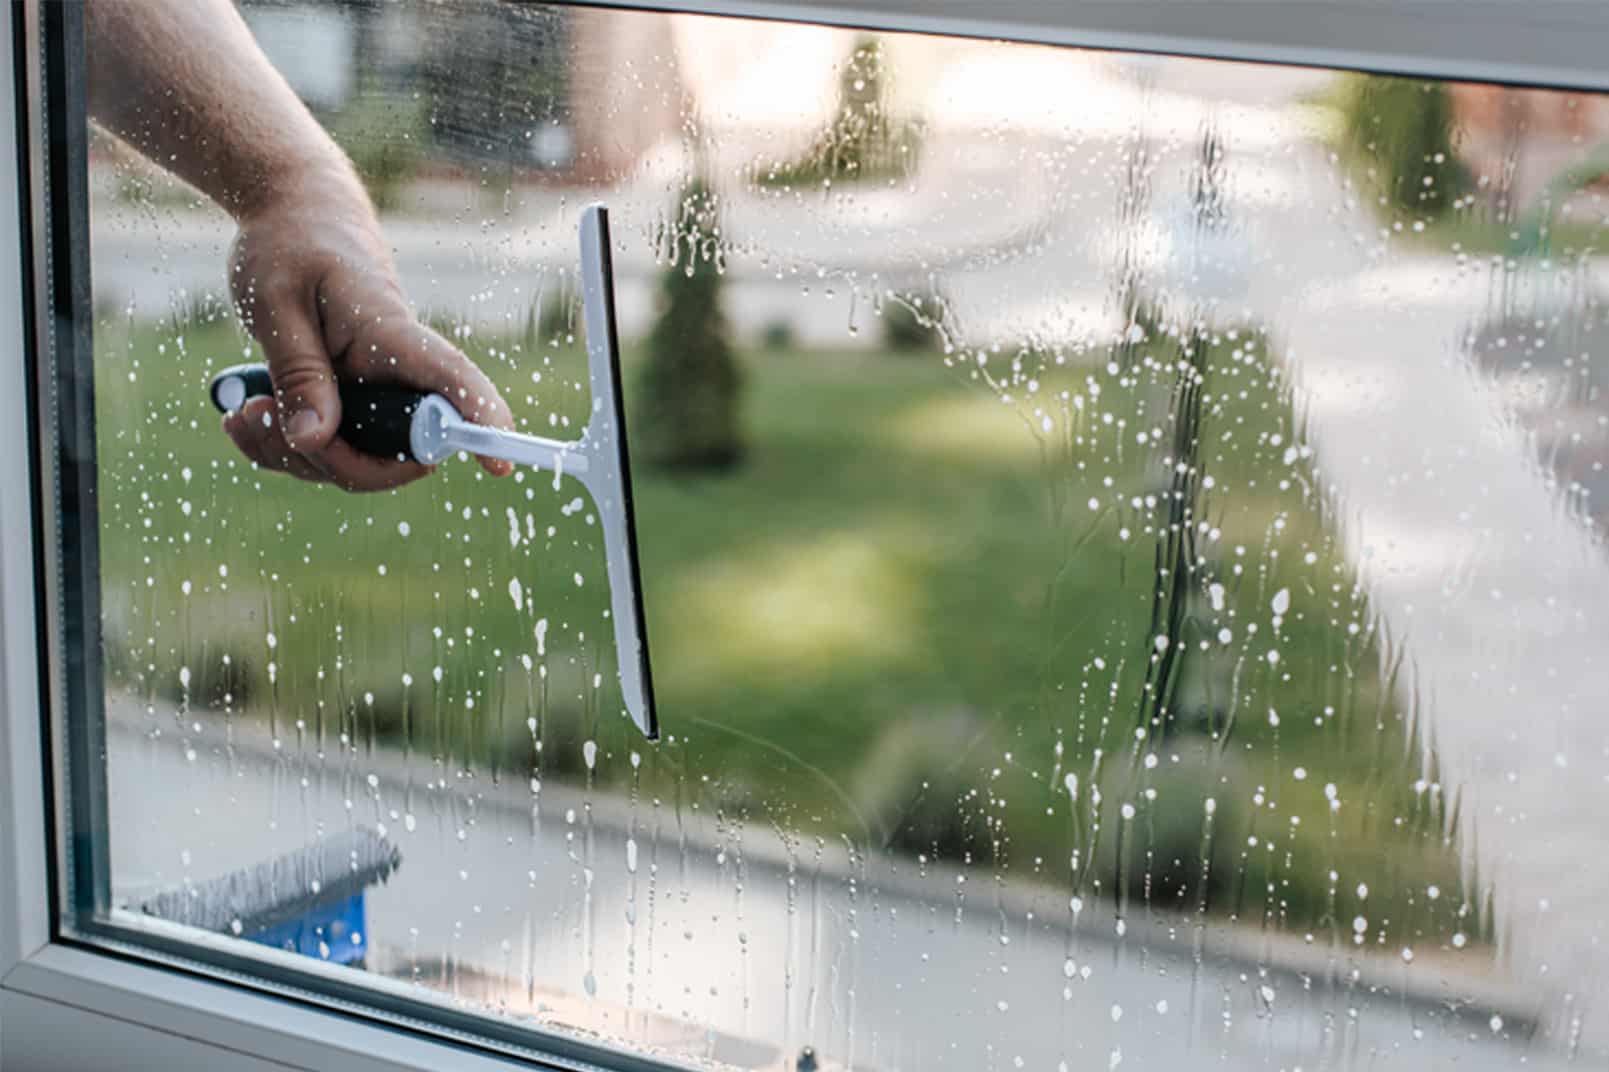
left=286, top=407, right=320, bottom=445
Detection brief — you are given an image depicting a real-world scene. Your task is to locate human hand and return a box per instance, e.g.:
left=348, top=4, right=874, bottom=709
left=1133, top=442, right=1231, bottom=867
left=222, top=170, right=514, bottom=491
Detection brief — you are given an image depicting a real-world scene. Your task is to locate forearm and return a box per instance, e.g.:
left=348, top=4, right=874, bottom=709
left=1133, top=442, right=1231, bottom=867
left=85, top=0, right=512, bottom=489
left=84, top=0, right=364, bottom=219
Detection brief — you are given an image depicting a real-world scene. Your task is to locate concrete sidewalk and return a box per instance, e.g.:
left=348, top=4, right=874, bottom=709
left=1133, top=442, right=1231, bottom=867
left=108, top=697, right=1549, bottom=1072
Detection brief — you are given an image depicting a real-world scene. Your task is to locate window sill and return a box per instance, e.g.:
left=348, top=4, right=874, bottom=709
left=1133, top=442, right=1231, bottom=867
left=2, top=944, right=538, bottom=1072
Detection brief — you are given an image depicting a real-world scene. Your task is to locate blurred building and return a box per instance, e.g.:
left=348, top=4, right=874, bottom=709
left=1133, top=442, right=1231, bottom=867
left=1449, top=82, right=1609, bottom=208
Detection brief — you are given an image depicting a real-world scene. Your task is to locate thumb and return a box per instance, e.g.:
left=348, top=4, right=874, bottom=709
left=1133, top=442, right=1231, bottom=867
left=253, top=293, right=341, bottom=453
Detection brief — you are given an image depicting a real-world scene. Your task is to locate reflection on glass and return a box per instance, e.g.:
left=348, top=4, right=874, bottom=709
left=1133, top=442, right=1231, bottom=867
left=85, top=2, right=1609, bottom=1068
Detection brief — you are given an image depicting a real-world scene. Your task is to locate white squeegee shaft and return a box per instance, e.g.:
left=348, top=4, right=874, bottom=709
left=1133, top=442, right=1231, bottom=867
left=440, top=418, right=592, bottom=477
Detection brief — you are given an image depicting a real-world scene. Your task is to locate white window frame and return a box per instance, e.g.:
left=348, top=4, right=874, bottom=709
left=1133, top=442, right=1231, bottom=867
left=4, top=0, right=1609, bottom=1067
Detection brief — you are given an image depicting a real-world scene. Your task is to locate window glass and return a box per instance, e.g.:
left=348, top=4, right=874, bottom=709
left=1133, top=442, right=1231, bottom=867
left=69, top=1, right=1609, bottom=1067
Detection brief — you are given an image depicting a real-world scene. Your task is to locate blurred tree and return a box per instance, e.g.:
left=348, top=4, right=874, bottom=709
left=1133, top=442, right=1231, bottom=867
left=1338, top=75, right=1466, bottom=218
left=881, top=293, right=943, bottom=353
left=634, top=179, right=744, bottom=470
left=757, top=35, right=921, bottom=188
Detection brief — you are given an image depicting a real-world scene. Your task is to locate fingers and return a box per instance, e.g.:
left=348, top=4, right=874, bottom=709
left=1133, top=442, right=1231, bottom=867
left=336, top=297, right=516, bottom=478
left=223, top=397, right=432, bottom=492
left=246, top=284, right=344, bottom=455
left=242, top=271, right=448, bottom=489
left=223, top=397, right=327, bottom=483
left=234, top=242, right=515, bottom=486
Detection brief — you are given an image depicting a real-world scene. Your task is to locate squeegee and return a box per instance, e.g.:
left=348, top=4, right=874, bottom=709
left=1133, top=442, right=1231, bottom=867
left=208, top=205, right=659, bottom=739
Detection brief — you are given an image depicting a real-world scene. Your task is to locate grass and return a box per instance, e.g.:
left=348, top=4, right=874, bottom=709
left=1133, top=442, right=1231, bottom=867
left=93, top=309, right=1484, bottom=947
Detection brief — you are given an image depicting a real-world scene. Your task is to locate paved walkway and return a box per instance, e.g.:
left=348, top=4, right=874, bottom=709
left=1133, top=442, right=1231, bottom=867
left=108, top=703, right=1547, bottom=1072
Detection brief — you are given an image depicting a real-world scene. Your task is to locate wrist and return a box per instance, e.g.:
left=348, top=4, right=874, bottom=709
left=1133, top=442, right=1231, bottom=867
left=234, top=156, right=373, bottom=227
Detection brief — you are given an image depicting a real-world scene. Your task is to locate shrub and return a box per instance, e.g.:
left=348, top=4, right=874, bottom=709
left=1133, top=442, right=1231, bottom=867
left=760, top=319, right=796, bottom=352
left=1337, top=75, right=1466, bottom=219
left=881, top=295, right=942, bottom=353
left=633, top=179, right=745, bottom=471
left=855, top=709, right=987, bottom=860
left=1087, top=746, right=1239, bottom=912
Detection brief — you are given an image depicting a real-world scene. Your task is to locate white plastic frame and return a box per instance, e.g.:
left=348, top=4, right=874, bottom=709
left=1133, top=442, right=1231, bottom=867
left=4, top=0, right=1609, bottom=1068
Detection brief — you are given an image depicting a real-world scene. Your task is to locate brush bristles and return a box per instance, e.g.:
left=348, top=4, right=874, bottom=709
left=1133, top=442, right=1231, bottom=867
left=139, top=827, right=401, bottom=936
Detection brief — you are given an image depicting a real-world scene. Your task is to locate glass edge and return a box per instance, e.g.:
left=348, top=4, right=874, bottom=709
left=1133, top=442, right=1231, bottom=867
left=65, top=911, right=712, bottom=1072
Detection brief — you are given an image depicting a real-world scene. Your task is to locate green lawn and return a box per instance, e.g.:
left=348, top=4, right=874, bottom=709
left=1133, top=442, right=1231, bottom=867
left=94, top=309, right=1480, bottom=945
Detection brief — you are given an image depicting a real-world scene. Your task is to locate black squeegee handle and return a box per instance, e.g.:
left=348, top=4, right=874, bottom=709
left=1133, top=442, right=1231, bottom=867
left=207, top=364, right=430, bottom=462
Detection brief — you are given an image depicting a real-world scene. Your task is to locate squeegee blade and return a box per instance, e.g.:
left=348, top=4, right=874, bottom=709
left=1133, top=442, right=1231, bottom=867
left=580, top=204, right=659, bottom=740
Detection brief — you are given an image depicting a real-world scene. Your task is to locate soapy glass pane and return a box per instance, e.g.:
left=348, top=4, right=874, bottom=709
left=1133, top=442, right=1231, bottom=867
left=85, top=2, right=1609, bottom=1068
